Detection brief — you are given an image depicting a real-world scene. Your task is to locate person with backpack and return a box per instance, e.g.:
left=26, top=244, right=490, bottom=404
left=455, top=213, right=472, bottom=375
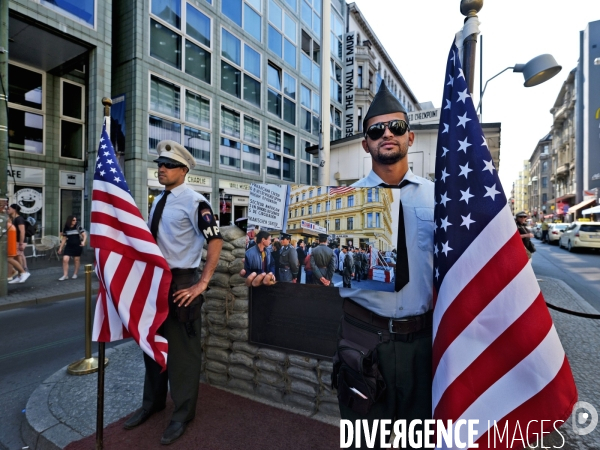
left=57, top=215, right=87, bottom=280
left=7, top=204, right=29, bottom=274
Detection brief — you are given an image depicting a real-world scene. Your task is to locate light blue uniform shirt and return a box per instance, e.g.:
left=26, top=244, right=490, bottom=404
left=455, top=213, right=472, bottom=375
left=340, top=169, right=435, bottom=319
left=148, top=183, right=208, bottom=269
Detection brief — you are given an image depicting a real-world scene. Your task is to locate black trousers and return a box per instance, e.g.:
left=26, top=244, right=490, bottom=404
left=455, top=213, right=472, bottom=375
left=338, top=316, right=433, bottom=450
left=142, top=270, right=202, bottom=423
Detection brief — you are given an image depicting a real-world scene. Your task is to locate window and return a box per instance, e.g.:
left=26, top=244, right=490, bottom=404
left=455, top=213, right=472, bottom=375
left=367, top=212, right=373, bottom=228
left=347, top=195, right=354, bottom=207
left=300, top=0, right=321, bottom=37
left=219, top=105, right=261, bottom=173
left=61, top=189, right=84, bottom=231
left=336, top=198, right=341, bottom=209
left=150, top=2, right=212, bottom=83
left=325, top=200, right=330, bottom=211
left=223, top=0, right=264, bottom=34
left=357, top=107, right=363, bottom=133
left=300, top=140, right=319, bottom=185
left=301, top=31, right=321, bottom=87
left=60, top=80, right=85, bottom=159
left=330, top=13, right=343, bottom=59
left=267, top=63, right=296, bottom=124
left=301, top=207, right=305, bottom=215
left=366, top=188, right=379, bottom=202
left=541, top=177, right=548, bottom=188
left=542, top=193, right=547, bottom=204
left=300, top=85, right=320, bottom=137
left=309, top=190, right=313, bottom=198
left=542, top=161, right=549, bottom=172
left=40, top=0, right=95, bottom=27
left=268, top=0, right=297, bottom=68
left=316, top=203, right=321, bottom=213
left=357, top=66, right=363, bottom=89
left=347, top=217, right=353, bottom=230
left=267, top=126, right=296, bottom=181
left=221, top=29, right=262, bottom=106
left=8, top=63, right=44, bottom=154
left=335, top=218, right=340, bottom=231
left=330, top=106, right=342, bottom=141
left=330, top=60, right=342, bottom=103
left=543, top=145, right=549, bottom=154
left=308, top=205, right=312, bottom=214
left=148, top=74, right=211, bottom=165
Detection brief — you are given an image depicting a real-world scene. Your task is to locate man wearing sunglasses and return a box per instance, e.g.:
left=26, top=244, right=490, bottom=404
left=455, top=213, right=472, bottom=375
left=244, top=81, right=434, bottom=449
left=332, top=81, right=435, bottom=448
left=124, top=140, right=223, bottom=444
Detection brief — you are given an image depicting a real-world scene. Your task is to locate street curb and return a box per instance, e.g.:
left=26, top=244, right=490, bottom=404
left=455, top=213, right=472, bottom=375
left=546, top=278, right=599, bottom=314
left=0, top=289, right=99, bottom=313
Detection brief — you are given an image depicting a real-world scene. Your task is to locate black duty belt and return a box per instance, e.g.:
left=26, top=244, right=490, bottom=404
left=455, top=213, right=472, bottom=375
left=171, top=268, right=198, bottom=275
left=343, top=299, right=432, bottom=335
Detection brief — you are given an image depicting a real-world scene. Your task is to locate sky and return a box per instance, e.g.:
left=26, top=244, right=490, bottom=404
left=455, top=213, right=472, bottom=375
left=350, top=0, right=600, bottom=194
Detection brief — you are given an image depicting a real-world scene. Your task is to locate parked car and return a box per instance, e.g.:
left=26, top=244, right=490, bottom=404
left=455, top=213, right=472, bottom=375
left=547, top=223, right=568, bottom=244
left=558, top=222, right=600, bottom=252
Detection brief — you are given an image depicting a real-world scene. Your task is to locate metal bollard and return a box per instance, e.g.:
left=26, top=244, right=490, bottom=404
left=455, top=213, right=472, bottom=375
left=67, top=264, right=108, bottom=375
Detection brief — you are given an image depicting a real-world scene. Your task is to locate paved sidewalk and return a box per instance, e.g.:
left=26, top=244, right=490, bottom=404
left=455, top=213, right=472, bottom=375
left=16, top=275, right=600, bottom=449
left=0, top=251, right=98, bottom=311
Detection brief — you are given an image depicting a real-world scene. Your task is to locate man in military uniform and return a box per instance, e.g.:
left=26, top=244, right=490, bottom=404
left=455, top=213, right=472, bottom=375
left=124, top=140, right=223, bottom=445
left=278, top=233, right=299, bottom=282
left=352, top=248, right=362, bottom=283
left=341, top=245, right=354, bottom=288
left=309, top=234, right=336, bottom=286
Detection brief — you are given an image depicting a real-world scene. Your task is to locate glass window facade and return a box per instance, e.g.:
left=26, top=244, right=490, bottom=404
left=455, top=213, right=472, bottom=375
left=40, top=0, right=95, bottom=26
left=150, top=2, right=212, bottom=84
left=220, top=105, right=261, bottom=174
left=267, top=126, right=295, bottom=181
left=221, top=29, right=262, bottom=107
left=8, top=64, right=44, bottom=154
left=149, top=74, right=211, bottom=165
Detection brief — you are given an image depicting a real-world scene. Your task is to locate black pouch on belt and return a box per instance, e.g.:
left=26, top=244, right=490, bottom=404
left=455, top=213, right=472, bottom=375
left=331, top=338, right=386, bottom=416
left=169, top=274, right=204, bottom=323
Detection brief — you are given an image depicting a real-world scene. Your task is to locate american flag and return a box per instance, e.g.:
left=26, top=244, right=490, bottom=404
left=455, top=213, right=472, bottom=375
left=328, top=186, right=355, bottom=195
left=432, top=42, right=576, bottom=447
left=91, top=119, right=171, bottom=371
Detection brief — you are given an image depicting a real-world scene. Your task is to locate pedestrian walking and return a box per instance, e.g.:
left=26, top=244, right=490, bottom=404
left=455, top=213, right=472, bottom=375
left=57, top=216, right=87, bottom=280
left=7, top=204, right=29, bottom=274
left=6, top=216, right=30, bottom=284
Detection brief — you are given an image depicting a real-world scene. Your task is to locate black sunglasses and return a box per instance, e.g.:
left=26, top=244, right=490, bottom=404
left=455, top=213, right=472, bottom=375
left=365, top=120, right=410, bottom=140
left=157, top=162, right=186, bottom=169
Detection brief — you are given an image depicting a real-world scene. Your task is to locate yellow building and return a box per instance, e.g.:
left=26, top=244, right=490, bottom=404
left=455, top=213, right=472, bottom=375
left=286, top=185, right=395, bottom=251
left=513, top=160, right=530, bottom=214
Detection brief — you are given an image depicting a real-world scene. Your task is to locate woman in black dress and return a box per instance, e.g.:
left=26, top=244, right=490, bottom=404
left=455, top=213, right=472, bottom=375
left=58, top=216, right=87, bottom=280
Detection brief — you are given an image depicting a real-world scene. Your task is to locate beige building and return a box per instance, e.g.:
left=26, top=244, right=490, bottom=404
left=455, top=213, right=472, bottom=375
left=286, top=185, right=394, bottom=251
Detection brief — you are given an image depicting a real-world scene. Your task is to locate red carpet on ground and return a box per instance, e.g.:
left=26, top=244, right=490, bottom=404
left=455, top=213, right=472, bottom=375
left=66, top=384, right=339, bottom=449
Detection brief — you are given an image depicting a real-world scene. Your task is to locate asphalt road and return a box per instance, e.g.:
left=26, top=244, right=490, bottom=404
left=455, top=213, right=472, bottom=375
left=531, top=237, right=600, bottom=312
left=0, top=298, right=127, bottom=450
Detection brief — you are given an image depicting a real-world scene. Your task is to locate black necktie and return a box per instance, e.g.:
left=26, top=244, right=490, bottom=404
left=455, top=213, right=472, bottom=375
left=150, top=190, right=171, bottom=241
left=379, top=181, right=410, bottom=292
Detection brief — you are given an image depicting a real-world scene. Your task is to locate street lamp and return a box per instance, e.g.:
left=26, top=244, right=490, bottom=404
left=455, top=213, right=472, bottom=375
left=477, top=54, right=562, bottom=117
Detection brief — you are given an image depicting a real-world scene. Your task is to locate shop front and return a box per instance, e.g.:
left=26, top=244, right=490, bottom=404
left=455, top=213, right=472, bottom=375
left=218, top=180, right=251, bottom=226
left=7, top=165, right=45, bottom=237
left=147, top=168, right=212, bottom=218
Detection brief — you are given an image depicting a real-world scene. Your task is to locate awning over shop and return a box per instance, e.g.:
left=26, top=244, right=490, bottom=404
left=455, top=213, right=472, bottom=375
left=567, top=198, right=596, bottom=214
left=582, top=205, right=600, bottom=215
left=298, top=228, right=320, bottom=237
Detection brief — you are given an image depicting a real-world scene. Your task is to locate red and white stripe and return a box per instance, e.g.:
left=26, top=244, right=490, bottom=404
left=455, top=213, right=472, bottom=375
left=91, top=179, right=171, bottom=371
left=432, top=204, right=577, bottom=448
left=329, top=186, right=355, bottom=196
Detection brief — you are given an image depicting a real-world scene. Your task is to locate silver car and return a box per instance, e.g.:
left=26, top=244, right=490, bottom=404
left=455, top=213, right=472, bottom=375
left=547, top=223, right=568, bottom=244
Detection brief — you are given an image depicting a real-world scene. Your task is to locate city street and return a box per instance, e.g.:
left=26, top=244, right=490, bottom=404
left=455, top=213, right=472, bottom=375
left=532, top=238, right=600, bottom=312
left=0, top=298, right=126, bottom=450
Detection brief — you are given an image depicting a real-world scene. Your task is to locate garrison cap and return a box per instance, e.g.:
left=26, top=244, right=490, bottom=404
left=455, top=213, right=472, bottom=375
left=280, top=233, right=292, bottom=240
left=154, top=140, right=196, bottom=169
left=363, top=80, right=408, bottom=131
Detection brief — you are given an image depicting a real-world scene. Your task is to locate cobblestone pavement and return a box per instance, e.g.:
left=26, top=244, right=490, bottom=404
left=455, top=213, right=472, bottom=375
left=0, top=251, right=97, bottom=311
left=539, top=277, right=600, bottom=449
